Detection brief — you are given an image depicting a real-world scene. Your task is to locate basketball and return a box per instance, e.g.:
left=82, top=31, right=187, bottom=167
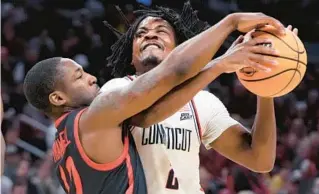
left=236, top=26, right=307, bottom=97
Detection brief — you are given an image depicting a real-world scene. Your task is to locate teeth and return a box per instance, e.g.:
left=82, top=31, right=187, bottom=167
left=146, top=45, right=158, bottom=49
left=144, top=44, right=159, bottom=50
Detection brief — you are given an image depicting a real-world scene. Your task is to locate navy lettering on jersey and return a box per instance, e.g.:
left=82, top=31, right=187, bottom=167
left=180, top=113, right=193, bottom=121
left=141, top=124, right=192, bottom=152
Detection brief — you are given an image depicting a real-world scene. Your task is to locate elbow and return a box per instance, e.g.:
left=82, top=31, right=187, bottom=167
left=251, top=159, right=275, bottom=173
left=247, top=149, right=275, bottom=173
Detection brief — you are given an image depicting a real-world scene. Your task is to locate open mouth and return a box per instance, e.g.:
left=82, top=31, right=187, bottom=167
left=141, top=42, right=163, bottom=51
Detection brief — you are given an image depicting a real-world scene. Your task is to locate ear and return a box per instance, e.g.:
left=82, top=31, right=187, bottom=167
left=49, top=91, right=67, bottom=107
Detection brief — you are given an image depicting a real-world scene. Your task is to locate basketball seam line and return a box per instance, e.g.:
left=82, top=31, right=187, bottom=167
left=240, top=68, right=301, bottom=82
left=255, top=53, right=306, bottom=67
left=269, top=32, right=301, bottom=97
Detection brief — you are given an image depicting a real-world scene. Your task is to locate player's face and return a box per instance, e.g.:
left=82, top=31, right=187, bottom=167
left=132, top=17, right=176, bottom=74
left=51, top=58, right=100, bottom=108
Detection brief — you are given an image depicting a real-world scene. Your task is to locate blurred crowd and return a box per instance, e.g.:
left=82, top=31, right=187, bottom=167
left=1, top=0, right=318, bottom=194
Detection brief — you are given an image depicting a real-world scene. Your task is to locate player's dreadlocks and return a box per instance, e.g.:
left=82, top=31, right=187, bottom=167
left=104, top=1, right=210, bottom=77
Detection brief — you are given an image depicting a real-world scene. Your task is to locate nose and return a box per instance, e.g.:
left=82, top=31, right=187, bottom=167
left=88, top=74, right=97, bottom=86
left=144, top=30, right=158, bottom=40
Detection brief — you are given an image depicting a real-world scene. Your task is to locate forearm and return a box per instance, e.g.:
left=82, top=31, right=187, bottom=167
left=170, top=14, right=235, bottom=78
left=131, top=59, right=224, bottom=127
left=250, top=97, right=276, bottom=171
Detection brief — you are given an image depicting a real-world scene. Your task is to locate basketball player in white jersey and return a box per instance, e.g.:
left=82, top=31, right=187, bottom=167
left=101, top=2, right=298, bottom=193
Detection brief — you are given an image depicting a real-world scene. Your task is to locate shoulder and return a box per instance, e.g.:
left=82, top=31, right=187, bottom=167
left=193, top=90, right=222, bottom=105
left=55, top=108, right=86, bottom=129
left=100, top=77, right=131, bottom=93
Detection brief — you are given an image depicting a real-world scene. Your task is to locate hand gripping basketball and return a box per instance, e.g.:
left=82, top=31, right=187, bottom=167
left=235, top=25, right=307, bottom=97
left=216, top=36, right=280, bottom=74
left=230, top=12, right=286, bottom=35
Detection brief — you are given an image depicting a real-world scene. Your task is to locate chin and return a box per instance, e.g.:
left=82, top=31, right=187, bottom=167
left=141, top=55, right=162, bottom=67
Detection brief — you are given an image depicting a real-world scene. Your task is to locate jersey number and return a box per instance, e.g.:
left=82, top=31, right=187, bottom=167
left=59, top=157, right=83, bottom=194
left=166, top=169, right=179, bottom=190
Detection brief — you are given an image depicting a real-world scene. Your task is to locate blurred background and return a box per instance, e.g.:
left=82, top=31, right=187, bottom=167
left=1, top=0, right=318, bottom=194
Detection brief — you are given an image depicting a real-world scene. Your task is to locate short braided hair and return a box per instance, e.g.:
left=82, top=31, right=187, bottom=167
left=105, top=1, right=210, bottom=77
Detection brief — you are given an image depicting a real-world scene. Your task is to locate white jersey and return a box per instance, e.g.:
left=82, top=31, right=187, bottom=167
left=100, top=76, right=239, bottom=194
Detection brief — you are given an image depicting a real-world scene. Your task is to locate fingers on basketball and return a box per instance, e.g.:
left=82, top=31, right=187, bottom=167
left=236, top=29, right=307, bottom=97
left=261, top=17, right=285, bottom=35
left=245, top=36, right=272, bottom=46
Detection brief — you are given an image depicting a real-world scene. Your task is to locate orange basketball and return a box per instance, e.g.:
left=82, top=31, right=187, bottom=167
left=236, top=26, right=307, bottom=97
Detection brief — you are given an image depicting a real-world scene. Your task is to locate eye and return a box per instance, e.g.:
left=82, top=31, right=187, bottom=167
left=135, top=31, right=146, bottom=38
left=157, top=30, right=168, bottom=34
left=77, top=73, right=83, bottom=79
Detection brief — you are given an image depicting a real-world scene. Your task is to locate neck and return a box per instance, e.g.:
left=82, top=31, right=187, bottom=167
left=50, top=106, right=73, bottom=121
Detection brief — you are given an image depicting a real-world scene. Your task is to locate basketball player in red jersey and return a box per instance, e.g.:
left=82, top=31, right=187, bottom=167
left=24, top=7, right=285, bottom=194
left=102, top=2, right=298, bottom=193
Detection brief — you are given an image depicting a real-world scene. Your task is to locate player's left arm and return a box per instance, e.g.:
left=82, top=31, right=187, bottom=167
left=207, top=97, right=276, bottom=173
left=182, top=91, right=275, bottom=173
